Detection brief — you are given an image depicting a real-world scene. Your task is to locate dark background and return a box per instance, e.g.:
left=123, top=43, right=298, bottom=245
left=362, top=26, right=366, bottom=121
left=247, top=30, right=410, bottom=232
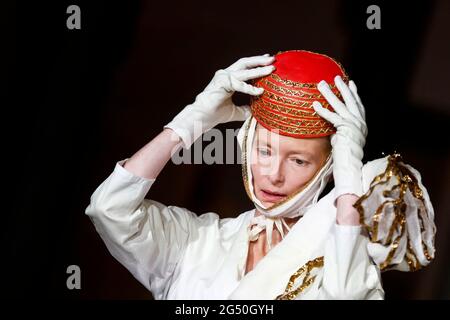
left=4, top=0, right=450, bottom=299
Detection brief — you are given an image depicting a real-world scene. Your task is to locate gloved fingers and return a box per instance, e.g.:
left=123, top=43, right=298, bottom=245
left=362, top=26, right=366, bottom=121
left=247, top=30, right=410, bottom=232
left=317, top=80, right=360, bottom=125
left=319, top=79, right=367, bottom=136
left=227, top=105, right=252, bottom=122
left=334, top=76, right=365, bottom=123
left=233, top=65, right=275, bottom=81
left=349, top=80, right=366, bottom=121
left=332, top=128, right=366, bottom=150
left=229, top=75, right=264, bottom=96
left=315, top=101, right=366, bottom=146
left=337, top=77, right=367, bottom=138
left=312, top=101, right=345, bottom=127
left=348, top=80, right=368, bottom=137
left=226, top=55, right=275, bottom=72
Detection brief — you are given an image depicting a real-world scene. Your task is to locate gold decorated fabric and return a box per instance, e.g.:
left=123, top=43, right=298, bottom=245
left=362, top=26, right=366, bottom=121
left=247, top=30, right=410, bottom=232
left=249, top=50, right=349, bottom=138
left=354, top=153, right=436, bottom=272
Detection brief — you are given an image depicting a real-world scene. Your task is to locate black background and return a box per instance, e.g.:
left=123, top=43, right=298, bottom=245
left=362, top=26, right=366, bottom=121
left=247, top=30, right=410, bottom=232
left=5, top=0, right=450, bottom=299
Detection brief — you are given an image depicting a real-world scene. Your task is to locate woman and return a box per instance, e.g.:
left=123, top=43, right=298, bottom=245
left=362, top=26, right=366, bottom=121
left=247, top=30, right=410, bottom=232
left=85, top=50, right=436, bottom=299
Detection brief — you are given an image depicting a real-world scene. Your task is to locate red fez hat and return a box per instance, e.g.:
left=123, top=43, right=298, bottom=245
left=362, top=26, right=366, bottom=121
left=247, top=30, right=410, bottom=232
left=250, top=50, right=349, bottom=138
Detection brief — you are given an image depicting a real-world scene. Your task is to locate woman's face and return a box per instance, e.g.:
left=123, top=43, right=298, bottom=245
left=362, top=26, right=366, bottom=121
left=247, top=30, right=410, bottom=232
left=251, top=124, right=331, bottom=208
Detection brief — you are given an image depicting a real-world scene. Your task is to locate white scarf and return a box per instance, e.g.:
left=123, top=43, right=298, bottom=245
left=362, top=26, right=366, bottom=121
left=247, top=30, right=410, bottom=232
left=247, top=214, right=292, bottom=250
left=237, top=116, right=334, bottom=249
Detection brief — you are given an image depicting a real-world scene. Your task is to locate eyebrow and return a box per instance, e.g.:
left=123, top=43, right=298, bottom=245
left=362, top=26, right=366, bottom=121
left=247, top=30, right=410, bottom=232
left=258, top=139, right=272, bottom=148
left=287, top=150, right=314, bottom=158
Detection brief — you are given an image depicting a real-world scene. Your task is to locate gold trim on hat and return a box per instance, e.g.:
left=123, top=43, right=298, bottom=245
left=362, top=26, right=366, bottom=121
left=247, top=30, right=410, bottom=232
left=260, top=77, right=344, bottom=101
left=269, top=73, right=349, bottom=89
left=252, top=102, right=333, bottom=129
left=252, top=99, right=317, bottom=118
left=255, top=116, right=336, bottom=136
left=262, top=91, right=329, bottom=108
left=261, top=79, right=324, bottom=99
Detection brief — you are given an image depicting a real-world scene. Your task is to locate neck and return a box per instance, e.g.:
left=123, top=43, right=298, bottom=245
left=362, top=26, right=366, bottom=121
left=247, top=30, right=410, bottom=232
left=254, top=209, right=300, bottom=227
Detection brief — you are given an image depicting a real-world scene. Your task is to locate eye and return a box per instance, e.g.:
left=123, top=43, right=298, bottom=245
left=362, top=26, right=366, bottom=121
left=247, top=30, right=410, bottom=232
left=292, top=158, right=307, bottom=166
left=257, top=147, right=270, bottom=156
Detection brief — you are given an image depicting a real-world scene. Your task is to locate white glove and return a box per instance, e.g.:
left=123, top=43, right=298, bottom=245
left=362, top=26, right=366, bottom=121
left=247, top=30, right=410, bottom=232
left=164, top=54, right=276, bottom=148
left=312, top=76, right=368, bottom=202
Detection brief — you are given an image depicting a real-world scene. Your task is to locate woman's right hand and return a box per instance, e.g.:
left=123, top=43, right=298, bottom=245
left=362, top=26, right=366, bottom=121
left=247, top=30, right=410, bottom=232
left=164, top=54, right=275, bottom=148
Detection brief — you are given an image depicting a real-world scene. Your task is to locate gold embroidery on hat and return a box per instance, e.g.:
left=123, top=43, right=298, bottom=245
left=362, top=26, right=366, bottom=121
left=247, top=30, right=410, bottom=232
left=260, top=91, right=334, bottom=110
left=253, top=99, right=317, bottom=118
left=269, top=73, right=349, bottom=89
left=261, top=77, right=345, bottom=102
left=254, top=114, right=336, bottom=136
left=261, top=79, right=325, bottom=99
left=252, top=103, right=333, bottom=129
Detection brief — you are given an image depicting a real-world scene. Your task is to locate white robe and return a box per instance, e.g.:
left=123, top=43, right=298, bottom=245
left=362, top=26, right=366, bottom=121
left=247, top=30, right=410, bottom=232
left=85, top=155, right=435, bottom=300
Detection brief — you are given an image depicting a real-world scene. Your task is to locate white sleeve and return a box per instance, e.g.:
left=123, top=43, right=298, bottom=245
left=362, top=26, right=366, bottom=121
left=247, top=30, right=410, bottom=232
left=318, top=224, right=385, bottom=300
left=316, top=153, right=435, bottom=300
left=85, top=160, right=201, bottom=299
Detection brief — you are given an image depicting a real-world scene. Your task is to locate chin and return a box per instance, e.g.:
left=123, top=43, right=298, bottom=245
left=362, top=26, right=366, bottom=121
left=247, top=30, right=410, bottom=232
left=255, top=190, right=276, bottom=208
left=256, top=201, right=274, bottom=209
left=261, top=201, right=275, bottom=208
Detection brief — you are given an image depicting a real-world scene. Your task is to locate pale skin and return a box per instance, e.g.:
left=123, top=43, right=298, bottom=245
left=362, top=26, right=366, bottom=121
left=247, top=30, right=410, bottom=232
left=245, top=124, right=359, bottom=273
left=123, top=125, right=360, bottom=274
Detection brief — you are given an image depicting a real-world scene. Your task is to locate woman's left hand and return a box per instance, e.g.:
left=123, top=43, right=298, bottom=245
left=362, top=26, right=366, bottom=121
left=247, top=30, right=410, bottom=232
left=312, top=76, right=368, bottom=202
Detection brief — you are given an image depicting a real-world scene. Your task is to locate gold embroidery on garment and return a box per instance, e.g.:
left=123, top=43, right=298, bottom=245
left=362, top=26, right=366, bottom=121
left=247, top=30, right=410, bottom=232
left=275, top=256, right=324, bottom=300
left=416, top=206, right=433, bottom=262
left=405, top=237, right=421, bottom=271
left=353, top=153, right=434, bottom=271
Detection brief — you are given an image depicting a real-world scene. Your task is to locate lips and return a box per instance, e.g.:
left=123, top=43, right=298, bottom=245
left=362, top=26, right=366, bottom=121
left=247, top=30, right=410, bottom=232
left=260, top=189, right=287, bottom=203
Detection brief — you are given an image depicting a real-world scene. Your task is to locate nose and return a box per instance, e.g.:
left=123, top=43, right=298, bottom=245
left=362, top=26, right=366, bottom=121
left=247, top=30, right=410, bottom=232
left=266, top=160, right=285, bottom=186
